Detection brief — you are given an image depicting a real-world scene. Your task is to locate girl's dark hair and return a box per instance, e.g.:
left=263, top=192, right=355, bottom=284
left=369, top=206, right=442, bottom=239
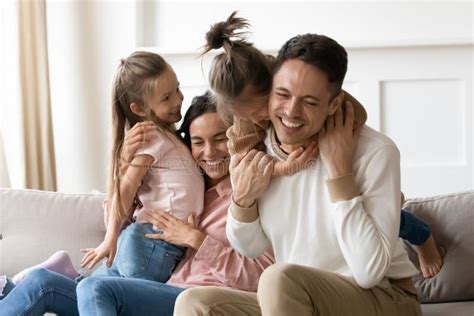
left=274, top=34, right=348, bottom=96
left=179, top=91, right=217, bottom=150
left=201, top=11, right=273, bottom=122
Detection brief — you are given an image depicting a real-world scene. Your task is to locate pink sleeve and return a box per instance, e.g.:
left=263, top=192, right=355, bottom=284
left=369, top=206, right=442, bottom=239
left=134, top=132, right=174, bottom=163
left=193, top=235, right=275, bottom=292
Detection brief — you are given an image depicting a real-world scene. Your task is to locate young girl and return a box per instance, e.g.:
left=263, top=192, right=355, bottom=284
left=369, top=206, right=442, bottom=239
left=80, top=51, right=205, bottom=282
left=201, top=12, right=442, bottom=278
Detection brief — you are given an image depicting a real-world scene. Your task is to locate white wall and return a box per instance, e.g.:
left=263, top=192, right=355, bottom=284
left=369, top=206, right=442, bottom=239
left=138, top=1, right=473, bottom=51
left=43, top=1, right=473, bottom=196
left=347, top=45, right=472, bottom=197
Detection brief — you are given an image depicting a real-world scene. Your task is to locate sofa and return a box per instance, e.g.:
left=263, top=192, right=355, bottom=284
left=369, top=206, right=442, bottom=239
left=1, top=188, right=473, bottom=315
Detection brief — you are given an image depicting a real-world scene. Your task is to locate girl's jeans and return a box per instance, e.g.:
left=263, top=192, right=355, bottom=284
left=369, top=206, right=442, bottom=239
left=92, top=222, right=185, bottom=282
left=399, top=209, right=431, bottom=245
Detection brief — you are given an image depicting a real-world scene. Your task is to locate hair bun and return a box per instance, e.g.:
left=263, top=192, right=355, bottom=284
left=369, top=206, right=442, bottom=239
left=206, top=21, right=228, bottom=49
left=202, top=11, right=250, bottom=55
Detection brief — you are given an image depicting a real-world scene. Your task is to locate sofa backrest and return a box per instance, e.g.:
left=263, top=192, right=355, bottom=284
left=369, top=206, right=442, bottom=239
left=0, top=189, right=106, bottom=276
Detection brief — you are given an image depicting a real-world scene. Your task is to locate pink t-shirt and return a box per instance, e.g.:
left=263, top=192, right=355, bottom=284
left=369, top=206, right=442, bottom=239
left=167, top=177, right=275, bottom=292
left=133, top=131, right=204, bottom=222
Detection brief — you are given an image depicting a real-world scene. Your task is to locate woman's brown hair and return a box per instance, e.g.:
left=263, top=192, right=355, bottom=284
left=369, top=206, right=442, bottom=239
left=201, top=11, right=273, bottom=123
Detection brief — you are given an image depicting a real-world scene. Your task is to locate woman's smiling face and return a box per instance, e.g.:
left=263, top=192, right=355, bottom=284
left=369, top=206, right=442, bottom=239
left=189, top=112, right=230, bottom=186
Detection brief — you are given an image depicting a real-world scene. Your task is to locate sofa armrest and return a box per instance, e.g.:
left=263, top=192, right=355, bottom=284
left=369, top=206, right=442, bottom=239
left=0, top=189, right=106, bottom=276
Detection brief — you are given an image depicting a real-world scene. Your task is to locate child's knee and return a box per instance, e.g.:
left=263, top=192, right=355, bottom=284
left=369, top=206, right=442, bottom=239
left=76, top=277, right=106, bottom=299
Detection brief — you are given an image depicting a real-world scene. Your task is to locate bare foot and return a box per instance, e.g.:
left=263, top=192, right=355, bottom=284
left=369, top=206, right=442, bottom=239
left=416, top=234, right=443, bottom=278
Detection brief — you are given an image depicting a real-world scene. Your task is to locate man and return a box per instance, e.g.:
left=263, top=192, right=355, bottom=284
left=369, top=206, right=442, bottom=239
left=174, top=34, right=421, bottom=316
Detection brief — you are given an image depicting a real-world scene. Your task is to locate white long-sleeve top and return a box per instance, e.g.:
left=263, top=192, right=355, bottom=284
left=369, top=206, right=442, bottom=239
left=226, top=126, right=418, bottom=289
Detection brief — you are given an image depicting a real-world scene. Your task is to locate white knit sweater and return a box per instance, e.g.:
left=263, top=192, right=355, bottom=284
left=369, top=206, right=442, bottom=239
left=226, top=126, right=418, bottom=288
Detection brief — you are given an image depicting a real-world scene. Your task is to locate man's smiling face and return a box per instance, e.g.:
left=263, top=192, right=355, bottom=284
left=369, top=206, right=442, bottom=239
left=269, top=58, right=340, bottom=147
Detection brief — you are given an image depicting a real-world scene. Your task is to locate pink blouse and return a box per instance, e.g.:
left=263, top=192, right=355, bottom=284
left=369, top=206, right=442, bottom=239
left=133, top=132, right=204, bottom=222
left=167, top=177, right=275, bottom=292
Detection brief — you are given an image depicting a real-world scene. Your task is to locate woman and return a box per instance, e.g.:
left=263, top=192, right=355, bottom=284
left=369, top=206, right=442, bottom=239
left=0, top=91, right=274, bottom=316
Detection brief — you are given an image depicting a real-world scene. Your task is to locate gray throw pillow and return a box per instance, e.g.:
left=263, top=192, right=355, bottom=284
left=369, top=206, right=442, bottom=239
left=403, top=190, right=474, bottom=303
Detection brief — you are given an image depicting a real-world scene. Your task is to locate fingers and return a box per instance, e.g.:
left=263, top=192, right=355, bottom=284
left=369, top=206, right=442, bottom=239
left=280, top=142, right=318, bottom=174
left=126, top=122, right=156, bottom=143
left=344, top=101, right=355, bottom=130
left=318, top=125, right=326, bottom=140
left=256, top=154, right=273, bottom=173
left=187, top=213, right=195, bottom=226
left=80, top=250, right=96, bottom=268
left=125, top=130, right=158, bottom=149
left=230, top=152, right=247, bottom=170
left=325, top=101, right=355, bottom=133
left=80, top=249, right=93, bottom=264
left=232, top=149, right=269, bottom=173
left=145, top=233, right=165, bottom=240
left=129, top=121, right=155, bottom=133
left=156, top=210, right=178, bottom=223
left=251, top=151, right=265, bottom=168
left=325, top=113, right=335, bottom=131
left=243, top=149, right=258, bottom=163
left=263, top=159, right=274, bottom=177
left=106, top=250, right=116, bottom=268
left=297, top=142, right=318, bottom=161
left=122, top=124, right=157, bottom=163
left=88, top=255, right=103, bottom=270
left=334, top=106, right=343, bottom=127
left=144, top=210, right=169, bottom=228
left=353, top=124, right=362, bottom=143
left=127, top=133, right=148, bottom=148
left=287, top=147, right=304, bottom=160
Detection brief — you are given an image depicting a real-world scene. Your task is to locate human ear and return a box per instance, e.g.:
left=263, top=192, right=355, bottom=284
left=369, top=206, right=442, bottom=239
left=130, top=102, right=146, bottom=117
left=328, top=91, right=344, bottom=115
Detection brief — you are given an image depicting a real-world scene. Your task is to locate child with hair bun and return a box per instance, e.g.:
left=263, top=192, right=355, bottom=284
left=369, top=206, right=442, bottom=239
left=202, top=11, right=442, bottom=278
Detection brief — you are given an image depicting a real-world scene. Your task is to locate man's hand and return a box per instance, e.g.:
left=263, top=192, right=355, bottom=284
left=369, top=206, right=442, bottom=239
left=230, top=149, right=274, bottom=208
left=318, top=101, right=360, bottom=179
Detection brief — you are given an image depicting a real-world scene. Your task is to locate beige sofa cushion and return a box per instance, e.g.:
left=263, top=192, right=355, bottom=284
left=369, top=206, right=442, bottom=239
left=403, top=191, right=474, bottom=303
left=0, top=189, right=106, bottom=276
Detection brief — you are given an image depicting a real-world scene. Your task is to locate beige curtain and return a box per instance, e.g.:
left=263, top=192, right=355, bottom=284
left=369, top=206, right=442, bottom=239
left=18, top=0, right=56, bottom=190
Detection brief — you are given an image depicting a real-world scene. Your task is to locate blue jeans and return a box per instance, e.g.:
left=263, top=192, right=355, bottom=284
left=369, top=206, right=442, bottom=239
left=92, top=222, right=185, bottom=282
left=399, top=209, right=431, bottom=245
left=0, top=268, right=184, bottom=316
left=76, top=276, right=184, bottom=315
left=0, top=268, right=78, bottom=316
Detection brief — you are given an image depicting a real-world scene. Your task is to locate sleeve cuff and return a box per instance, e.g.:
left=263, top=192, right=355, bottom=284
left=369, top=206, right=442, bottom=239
left=326, top=173, right=359, bottom=202
left=230, top=199, right=259, bottom=223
